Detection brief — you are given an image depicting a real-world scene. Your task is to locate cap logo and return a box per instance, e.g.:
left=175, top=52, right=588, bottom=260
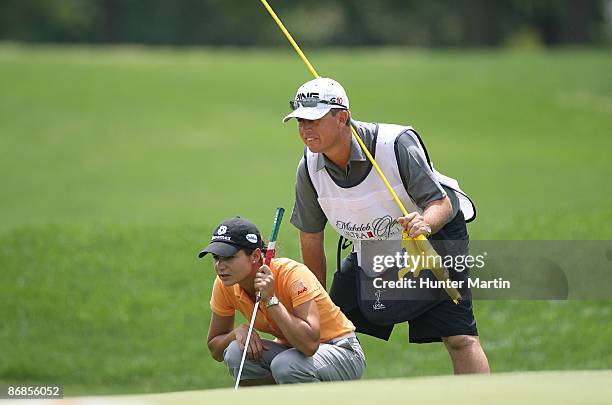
left=217, top=226, right=227, bottom=235
left=296, top=92, right=319, bottom=100
left=246, top=234, right=258, bottom=244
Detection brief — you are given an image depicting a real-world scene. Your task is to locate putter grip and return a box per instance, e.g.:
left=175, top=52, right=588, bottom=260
left=264, top=207, right=284, bottom=266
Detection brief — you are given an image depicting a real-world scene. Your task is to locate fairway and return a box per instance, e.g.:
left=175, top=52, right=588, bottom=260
left=0, top=44, right=611, bottom=396
left=65, top=370, right=612, bottom=404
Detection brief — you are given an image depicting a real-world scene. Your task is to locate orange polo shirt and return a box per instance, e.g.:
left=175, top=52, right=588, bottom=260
left=210, top=257, right=355, bottom=344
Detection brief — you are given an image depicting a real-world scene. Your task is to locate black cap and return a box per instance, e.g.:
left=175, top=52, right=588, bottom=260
left=198, top=217, right=263, bottom=258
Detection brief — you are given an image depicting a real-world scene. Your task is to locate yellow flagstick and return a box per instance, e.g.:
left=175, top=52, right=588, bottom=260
left=259, top=0, right=319, bottom=79
left=259, top=0, right=412, bottom=220
left=259, top=0, right=460, bottom=302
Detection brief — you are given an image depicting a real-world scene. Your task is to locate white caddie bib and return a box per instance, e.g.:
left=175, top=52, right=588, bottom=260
left=306, top=123, right=475, bottom=275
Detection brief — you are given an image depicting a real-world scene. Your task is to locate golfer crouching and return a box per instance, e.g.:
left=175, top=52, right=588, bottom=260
left=199, top=217, right=365, bottom=386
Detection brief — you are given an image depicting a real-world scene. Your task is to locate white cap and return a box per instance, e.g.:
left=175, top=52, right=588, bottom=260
left=282, top=77, right=349, bottom=123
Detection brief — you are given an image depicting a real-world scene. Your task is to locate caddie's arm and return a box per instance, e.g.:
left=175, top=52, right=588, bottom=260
left=399, top=196, right=453, bottom=238
left=394, top=131, right=455, bottom=238
left=255, top=265, right=321, bottom=356
left=292, top=157, right=328, bottom=288
left=423, top=196, right=453, bottom=233
left=299, top=230, right=327, bottom=288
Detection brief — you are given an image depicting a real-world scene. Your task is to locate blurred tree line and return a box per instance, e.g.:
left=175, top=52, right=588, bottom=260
left=0, top=0, right=609, bottom=47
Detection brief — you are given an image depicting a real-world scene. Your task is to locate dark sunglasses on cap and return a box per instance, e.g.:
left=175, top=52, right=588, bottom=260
left=289, top=96, right=347, bottom=111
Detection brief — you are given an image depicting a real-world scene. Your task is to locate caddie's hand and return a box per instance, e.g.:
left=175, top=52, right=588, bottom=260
left=254, top=264, right=275, bottom=301
left=234, top=324, right=268, bottom=361
left=398, top=212, right=432, bottom=238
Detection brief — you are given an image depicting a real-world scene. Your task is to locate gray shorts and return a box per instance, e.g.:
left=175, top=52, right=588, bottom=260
left=223, top=333, right=366, bottom=384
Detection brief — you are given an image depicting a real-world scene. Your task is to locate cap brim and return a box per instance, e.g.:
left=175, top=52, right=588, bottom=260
left=197, top=242, right=240, bottom=258
left=282, top=106, right=332, bottom=123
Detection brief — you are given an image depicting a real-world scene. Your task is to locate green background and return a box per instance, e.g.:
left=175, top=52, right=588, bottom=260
left=0, top=44, right=611, bottom=395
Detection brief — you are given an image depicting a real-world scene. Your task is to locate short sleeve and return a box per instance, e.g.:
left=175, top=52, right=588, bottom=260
left=285, top=264, right=321, bottom=308
left=395, top=131, right=448, bottom=210
left=210, top=278, right=235, bottom=317
left=290, top=157, right=327, bottom=233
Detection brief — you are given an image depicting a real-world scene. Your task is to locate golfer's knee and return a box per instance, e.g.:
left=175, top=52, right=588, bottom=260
left=270, top=352, right=312, bottom=384
left=223, top=340, right=243, bottom=373
left=270, top=358, right=291, bottom=383
left=444, top=335, right=479, bottom=353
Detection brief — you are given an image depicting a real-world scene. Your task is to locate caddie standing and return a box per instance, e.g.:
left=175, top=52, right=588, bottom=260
left=284, top=77, right=490, bottom=374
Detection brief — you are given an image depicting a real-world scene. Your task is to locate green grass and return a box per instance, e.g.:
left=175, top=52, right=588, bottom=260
left=71, top=370, right=612, bottom=405
left=0, top=44, right=611, bottom=395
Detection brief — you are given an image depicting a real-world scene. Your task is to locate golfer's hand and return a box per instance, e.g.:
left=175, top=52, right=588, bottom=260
left=399, top=212, right=432, bottom=238
left=234, top=324, right=268, bottom=361
left=254, top=265, right=275, bottom=300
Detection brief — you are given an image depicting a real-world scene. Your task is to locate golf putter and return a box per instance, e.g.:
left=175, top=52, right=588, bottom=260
left=234, top=207, right=285, bottom=389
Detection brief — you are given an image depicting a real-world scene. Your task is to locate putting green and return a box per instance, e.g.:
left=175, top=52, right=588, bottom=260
left=65, top=370, right=611, bottom=404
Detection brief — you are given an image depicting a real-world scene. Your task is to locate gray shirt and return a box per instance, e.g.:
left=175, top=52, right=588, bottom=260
left=290, top=120, right=459, bottom=233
